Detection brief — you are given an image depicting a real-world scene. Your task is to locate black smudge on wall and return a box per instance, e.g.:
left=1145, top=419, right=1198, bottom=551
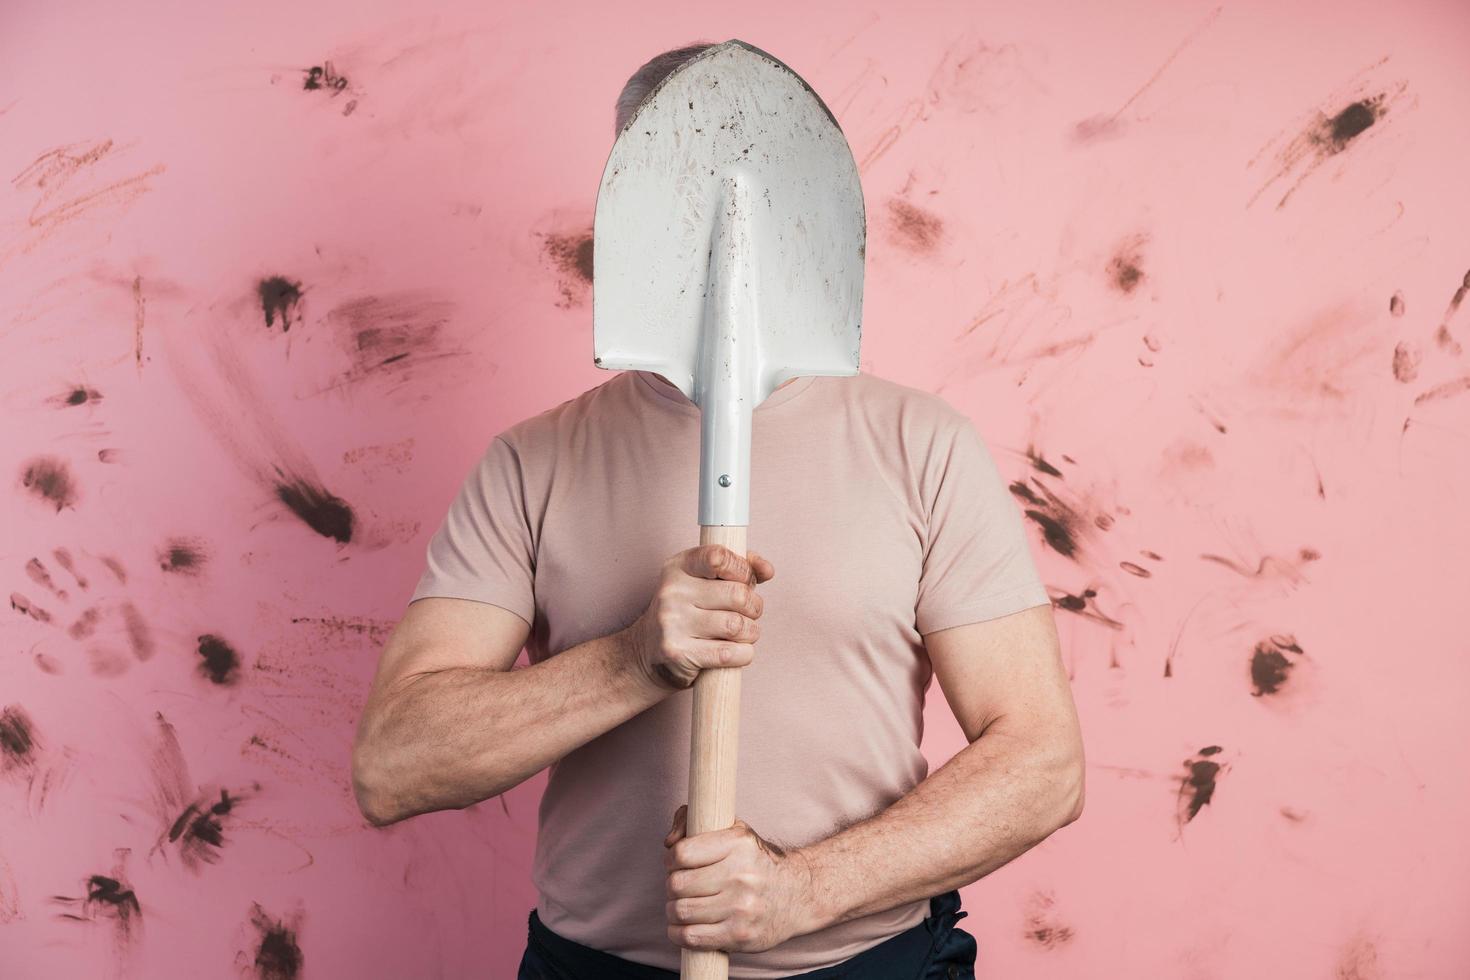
left=540, top=230, right=595, bottom=308
left=53, top=868, right=142, bottom=950
left=1247, top=74, right=1409, bottom=210
left=197, top=634, right=242, bottom=686
left=167, top=787, right=256, bottom=870
left=157, top=536, right=209, bottom=575
left=0, top=705, right=40, bottom=775
left=1250, top=634, right=1305, bottom=696
left=250, top=903, right=305, bottom=980
left=1107, top=234, right=1147, bottom=294
left=21, top=456, right=79, bottom=511
left=161, top=310, right=360, bottom=544
left=1022, top=890, right=1075, bottom=949
left=886, top=198, right=944, bottom=254
left=258, top=277, right=303, bottom=331
left=1177, top=745, right=1225, bottom=828
left=274, top=480, right=355, bottom=543
left=48, top=384, right=103, bottom=408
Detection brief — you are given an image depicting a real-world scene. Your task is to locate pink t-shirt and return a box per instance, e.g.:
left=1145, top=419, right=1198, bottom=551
left=408, top=368, right=1050, bottom=976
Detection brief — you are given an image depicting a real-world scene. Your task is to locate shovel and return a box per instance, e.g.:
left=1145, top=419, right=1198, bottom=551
left=592, top=39, right=865, bottom=979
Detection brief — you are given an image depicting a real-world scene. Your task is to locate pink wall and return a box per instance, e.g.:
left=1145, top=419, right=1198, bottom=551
left=3, top=0, right=1469, bottom=977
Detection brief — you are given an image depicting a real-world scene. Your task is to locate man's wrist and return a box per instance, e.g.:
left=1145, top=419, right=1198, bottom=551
left=609, top=627, right=672, bottom=704
left=787, top=844, right=841, bottom=937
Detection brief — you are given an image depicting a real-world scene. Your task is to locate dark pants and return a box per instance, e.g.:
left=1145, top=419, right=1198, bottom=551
left=517, top=890, right=977, bottom=980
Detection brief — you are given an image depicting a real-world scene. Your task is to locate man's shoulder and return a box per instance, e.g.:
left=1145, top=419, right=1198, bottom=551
left=833, top=370, right=969, bottom=432
left=493, top=373, right=629, bottom=451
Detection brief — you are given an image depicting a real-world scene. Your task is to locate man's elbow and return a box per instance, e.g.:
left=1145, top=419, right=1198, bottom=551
left=352, top=751, right=395, bottom=827
left=1051, top=734, right=1086, bottom=830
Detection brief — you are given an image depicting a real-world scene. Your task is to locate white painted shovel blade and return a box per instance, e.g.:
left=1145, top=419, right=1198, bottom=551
left=592, top=39, right=865, bottom=408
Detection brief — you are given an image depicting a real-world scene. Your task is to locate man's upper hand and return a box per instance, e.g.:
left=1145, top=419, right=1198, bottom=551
left=625, top=544, right=774, bottom=692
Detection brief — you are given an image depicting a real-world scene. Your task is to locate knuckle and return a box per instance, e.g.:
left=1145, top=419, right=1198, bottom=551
left=726, top=611, right=744, bottom=636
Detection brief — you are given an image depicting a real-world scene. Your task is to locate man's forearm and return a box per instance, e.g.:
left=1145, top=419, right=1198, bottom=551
left=792, top=721, right=1084, bottom=933
left=355, top=628, right=667, bottom=825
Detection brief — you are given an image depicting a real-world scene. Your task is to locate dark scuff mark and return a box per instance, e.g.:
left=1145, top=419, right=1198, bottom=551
left=274, top=479, right=355, bottom=543
left=1022, top=891, right=1075, bottom=949
left=1107, top=235, right=1146, bottom=294
left=161, top=305, right=363, bottom=546
left=98, top=448, right=122, bottom=463
left=67, top=606, right=101, bottom=639
left=1200, top=547, right=1319, bottom=585
left=319, top=293, right=458, bottom=395
left=1432, top=268, right=1470, bottom=357
left=1389, top=290, right=1405, bottom=317
left=540, top=230, right=594, bottom=308
left=1250, top=634, right=1304, bottom=696
left=303, top=62, right=348, bottom=92
left=26, top=556, right=67, bottom=598
left=1010, top=479, right=1086, bottom=561
left=1391, top=342, right=1420, bottom=383
left=1247, top=71, right=1409, bottom=210
left=167, top=787, right=254, bottom=870
left=197, top=634, right=242, bottom=686
left=0, top=705, right=40, bottom=774
left=158, top=537, right=208, bottom=575
left=301, top=61, right=358, bottom=115
left=308, top=290, right=464, bottom=402
left=102, top=555, right=128, bottom=583
left=1177, top=745, right=1225, bottom=828
left=1026, top=447, right=1064, bottom=478
left=250, top=903, right=305, bottom=980
left=53, top=872, right=141, bottom=945
left=120, top=602, right=155, bottom=661
left=49, top=384, right=102, bottom=408
left=291, top=615, right=394, bottom=645
left=1413, top=374, right=1470, bottom=406
left=1052, top=588, right=1124, bottom=629
left=10, top=593, right=53, bottom=624
left=52, top=548, right=86, bottom=588
left=258, top=277, right=303, bottom=332
left=1324, top=99, right=1377, bottom=148
left=21, top=456, right=79, bottom=511
left=886, top=198, right=944, bottom=254
left=1119, top=560, right=1151, bottom=577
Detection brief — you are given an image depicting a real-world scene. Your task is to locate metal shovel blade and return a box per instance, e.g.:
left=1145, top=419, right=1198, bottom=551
left=593, top=39, right=865, bottom=526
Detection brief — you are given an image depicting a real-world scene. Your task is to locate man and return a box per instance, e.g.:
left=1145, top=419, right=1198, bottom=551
left=351, top=42, right=1084, bottom=980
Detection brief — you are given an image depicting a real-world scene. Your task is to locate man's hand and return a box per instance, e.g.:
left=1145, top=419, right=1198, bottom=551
left=625, top=545, right=774, bottom=691
left=663, top=803, right=816, bottom=953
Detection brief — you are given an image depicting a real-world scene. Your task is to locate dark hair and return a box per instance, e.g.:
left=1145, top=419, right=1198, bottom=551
left=613, top=42, right=717, bottom=134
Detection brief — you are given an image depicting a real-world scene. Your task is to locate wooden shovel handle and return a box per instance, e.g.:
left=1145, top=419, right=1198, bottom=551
left=681, top=523, right=747, bottom=980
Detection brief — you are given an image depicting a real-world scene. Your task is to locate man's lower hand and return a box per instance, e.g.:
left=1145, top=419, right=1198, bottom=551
left=663, top=803, right=818, bottom=953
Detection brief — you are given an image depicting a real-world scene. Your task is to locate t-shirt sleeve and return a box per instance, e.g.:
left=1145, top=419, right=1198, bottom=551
left=914, top=415, right=1050, bottom=635
left=407, top=434, right=536, bottom=626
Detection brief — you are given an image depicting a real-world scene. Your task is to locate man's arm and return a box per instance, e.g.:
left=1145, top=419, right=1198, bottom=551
left=663, top=600, right=1083, bottom=951
left=795, top=600, right=1082, bottom=929
left=351, top=596, right=663, bottom=827
left=352, top=544, right=773, bottom=827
